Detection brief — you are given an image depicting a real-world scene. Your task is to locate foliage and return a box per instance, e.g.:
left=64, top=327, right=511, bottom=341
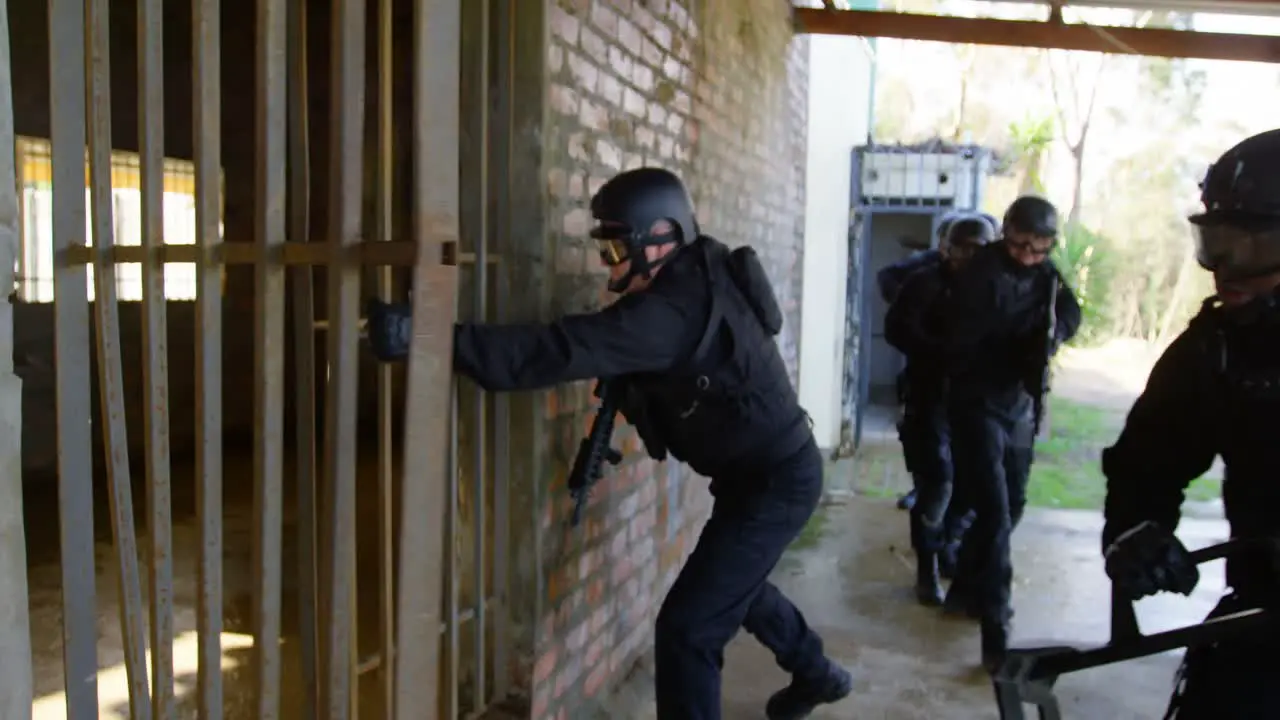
left=1007, top=114, right=1056, bottom=194
left=1051, top=224, right=1114, bottom=348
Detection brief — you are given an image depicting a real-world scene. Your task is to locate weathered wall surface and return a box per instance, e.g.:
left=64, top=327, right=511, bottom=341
left=529, top=1, right=809, bottom=716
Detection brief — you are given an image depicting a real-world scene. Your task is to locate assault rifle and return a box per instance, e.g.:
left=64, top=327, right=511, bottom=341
left=567, top=379, right=624, bottom=526
left=1029, top=273, right=1060, bottom=437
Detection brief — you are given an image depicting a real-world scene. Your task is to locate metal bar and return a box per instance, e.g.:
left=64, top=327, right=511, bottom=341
left=792, top=7, right=1280, bottom=63
left=393, top=0, right=460, bottom=716
left=48, top=0, right=98, bottom=714
left=447, top=381, right=461, bottom=718
left=86, top=0, right=153, bottom=714
left=322, top=0, right=367, bottom=715
left=137, top=0, right=175, bottom=711
left=192, top=0, right=224, bottom=714
left=470, top=0, right=491, bottom=709
left=488, top=0, right=513, bottom=699
left=0, top=0, right=34, bottom=715
left=375, top=0, right=397, bottom=715
left=250, top=0, right=288, bottom=714
left=286, top=0, right=318, bottom=714
left=60, top=240, right=499, bottom=266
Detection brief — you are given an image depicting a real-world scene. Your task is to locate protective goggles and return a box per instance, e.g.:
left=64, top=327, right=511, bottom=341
left=1004, top=231, right=1056, bottom=257
left=590, top=223, right=633, bottom=266
left=1195, top=221, right=1280, bottom=280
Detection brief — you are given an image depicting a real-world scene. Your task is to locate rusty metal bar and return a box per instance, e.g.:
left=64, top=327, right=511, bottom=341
left=48, top=0, right=98, bottom=715
left=0, top=0, right=34, bottom=716
left=375, top=0, right=397, bottom=715
left=192, top=0, right=224, bottom=714
left=489, top=0, right=513, bottom=699
left=394, top=1, right=461, bottom=716
left=250, top=0, right=288, bottom=715
left=286, top=0, right=319, bottom=714
left=86, top=0, right=153, bottom=715
left=60, top=239, right=499, bottom=266
left=446, top=382, right=460, bottom=717
left=137, top=0, right=176, bottom=711
left=322, top=0, right=367, bottom=715
left=462, top=0, right=492, bottom=710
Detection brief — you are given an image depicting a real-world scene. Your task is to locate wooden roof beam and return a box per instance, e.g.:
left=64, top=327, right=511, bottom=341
left=793, top=7, right=1280, bottom=63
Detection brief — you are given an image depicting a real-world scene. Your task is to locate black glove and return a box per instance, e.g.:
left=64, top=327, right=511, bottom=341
left=1103, top=521, right=1200, bottom=601
left=366, top=298, right=413, bottom=362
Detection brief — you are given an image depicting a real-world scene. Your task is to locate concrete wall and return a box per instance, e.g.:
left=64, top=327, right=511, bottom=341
left=797, top=35, right=873, bottom=452
left=529, top=1, right=810, bottom=716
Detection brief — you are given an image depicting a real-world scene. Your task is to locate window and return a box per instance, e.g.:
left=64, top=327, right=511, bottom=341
left=14, top=136, right=222, bottom=303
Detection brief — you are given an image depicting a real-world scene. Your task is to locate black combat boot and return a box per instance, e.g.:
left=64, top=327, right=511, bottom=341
left=765, top=660, right=854, bottom=720
left=980, top=612, right=1013, bottom=674
left=937, top=540, right=961, bottom=580
left=916, top=552, right=944, bottom=606
left=896, top=488, right=918, bottom=510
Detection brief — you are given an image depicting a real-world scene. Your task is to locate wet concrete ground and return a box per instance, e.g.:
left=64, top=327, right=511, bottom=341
left=711, top=496, right=1229, bottom=720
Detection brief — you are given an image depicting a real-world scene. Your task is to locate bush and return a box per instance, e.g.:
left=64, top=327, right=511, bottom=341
left=1051, top=224, right=1115, bottom=348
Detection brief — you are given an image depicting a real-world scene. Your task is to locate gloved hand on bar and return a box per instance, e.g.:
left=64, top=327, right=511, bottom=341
left=365, top=297, right=414, bottom=362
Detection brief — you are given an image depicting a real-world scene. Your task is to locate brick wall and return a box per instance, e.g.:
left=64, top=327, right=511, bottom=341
left=529, top=1, right=810, bottom=716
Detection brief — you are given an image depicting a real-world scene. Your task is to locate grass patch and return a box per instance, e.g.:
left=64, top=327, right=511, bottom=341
left=836, top=395, right=1224, bottom=513
left=1029, top=396, right=1221, bottom=510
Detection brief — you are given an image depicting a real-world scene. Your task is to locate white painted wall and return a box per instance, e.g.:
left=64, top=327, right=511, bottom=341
left=798, top=34, right=874, bottom=451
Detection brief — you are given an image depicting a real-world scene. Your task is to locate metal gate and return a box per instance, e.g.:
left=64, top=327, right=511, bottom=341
left=3, top=0, right=516, bottom=716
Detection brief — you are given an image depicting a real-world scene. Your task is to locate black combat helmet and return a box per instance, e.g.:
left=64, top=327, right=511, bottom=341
left=1003, top=195, right=1059, bottom=238
left=590, top=168, right=698, bottom=251
left=936, top=209, right=963, bottom=244
left=1190, top=128, right=1280, bottom=280
left=947, top=216, right=996, bottom=249
left=589, top=168, right=699, bottom=291
left=978, top=212, right=1001, bottom=236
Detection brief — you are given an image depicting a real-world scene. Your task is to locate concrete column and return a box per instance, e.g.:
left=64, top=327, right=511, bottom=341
left=0, top=0, right=34, bottom=716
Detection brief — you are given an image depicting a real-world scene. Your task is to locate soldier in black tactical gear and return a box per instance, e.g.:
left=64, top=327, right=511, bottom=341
left=1101, top=129, right=1280, bottom=719
left=885, top=216, right=995, bottom=605
left=877, top=209, right=961, bottom=307
left=366, top=167, right=852, bottom=720
left=941, top=195, right=1082, bottom=671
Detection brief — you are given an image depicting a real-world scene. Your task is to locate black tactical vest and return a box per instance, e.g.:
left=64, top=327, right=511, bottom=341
left=1188, top=299, right=1280, bottom=599
left=625, top=236, right=811, bottom=479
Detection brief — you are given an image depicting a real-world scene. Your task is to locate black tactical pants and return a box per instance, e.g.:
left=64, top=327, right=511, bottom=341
left=947, top=393, right=1034, bottom=621
left=1163, top=593, right=1280, bottom=719
left=899, top=402, right=973, bottom=556
left=653, top=440, right=828, bottom=720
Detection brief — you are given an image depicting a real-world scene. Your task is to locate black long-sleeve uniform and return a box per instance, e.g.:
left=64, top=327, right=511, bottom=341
left=940, top=241, right=1081, bottom=629
left=1101, top=300, right=1280, bottom=718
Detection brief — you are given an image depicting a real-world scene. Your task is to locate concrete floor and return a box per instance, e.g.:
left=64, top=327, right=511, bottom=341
left=710, top=497, right=1229, bottom=720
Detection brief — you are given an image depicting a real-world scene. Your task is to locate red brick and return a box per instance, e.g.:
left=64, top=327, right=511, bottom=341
left=549, top=4, right=580, bottom=46
left=590, top=2, right=619, bottom=37
left=607, top=46, right=632, bottom=80
left=584, top=660, right=611, bottom=697
left=590, top=603, right=613, bottom=634
left=616, top=17, right=643, bottom=55
left=534, top=646, right=558, bottom=685
left=566, top=51, right=599, bottom=93
left=641, top=37, right=664, bottom=68
left=549, top=83, right=579, bottom=117
left=553, top=656, right=583, bottom=699
left=565, top=618, right=589, bottom=652
left=585, top=633, right=608, bottom=670
left=580, top=26, right=609, bottom=63
left=532, top=684, right=550, bottom=719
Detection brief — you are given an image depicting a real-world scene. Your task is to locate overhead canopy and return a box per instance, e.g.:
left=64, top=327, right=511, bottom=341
left=794, top=4, right=1280, bottom=63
